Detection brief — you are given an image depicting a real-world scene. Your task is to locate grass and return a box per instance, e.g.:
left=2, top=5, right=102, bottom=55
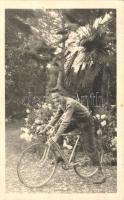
left=5, top=120, right=117, bottom=193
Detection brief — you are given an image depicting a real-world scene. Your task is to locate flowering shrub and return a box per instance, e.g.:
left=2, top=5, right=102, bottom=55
left=94, top=104, right=117, bottom=163
left=20, top=99, right=56, bottom=142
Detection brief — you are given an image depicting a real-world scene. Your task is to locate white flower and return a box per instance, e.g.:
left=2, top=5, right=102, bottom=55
left=112, top=147, right=116, bottom=151
left=97, top=128, right=102, bottom=136
left=96, top=114, right=100, bottom=120
left=31, top=26, right=40, bottom=33
left=36, top=125, right=41, bottom=131
left=21, top=127, right=29, bottom=134
left=24, top=133, right=30, bottom=142
left=37, top=103, right=41, bottom=108
left=24, top=118, right=28, bottom=122
left=42, top=104, right=47, bottom=109
left=34, top=119, right=41, bottom=124
left=20, top=132, right=32, bottom=142
left=22, top=133, right=33, bottom=142
left=101, top=120, right=106, bottom=127
left=48, top=104, right=52, bottom=110
left=26, top=109, right=30, bottom=114
left=21, top=127, right=25, bottom=132
left=48, top=128, right=54, bottom=135
left=20, top=133, right=25, bottom=139
left=29, top=134, right=33, bottom=142
left=101, top=114, right=106, bottom=120
left=111, top=137, right=117, bottom=147
left=30, top=125, right=34, bottom=129
left=25, top=128, right=30, bottom=134
left=50, top=116, right=54, bottom=121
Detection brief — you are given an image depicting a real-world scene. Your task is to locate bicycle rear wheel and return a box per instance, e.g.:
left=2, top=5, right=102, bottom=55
left=74, top=148, right=101, bottom=178
left=17, top=143, right=57, bottom=188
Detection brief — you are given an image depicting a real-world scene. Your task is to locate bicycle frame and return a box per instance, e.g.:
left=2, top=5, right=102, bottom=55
left=17, top=125, right=103, bottom=188
left=43, top=133, right=82, bottom=168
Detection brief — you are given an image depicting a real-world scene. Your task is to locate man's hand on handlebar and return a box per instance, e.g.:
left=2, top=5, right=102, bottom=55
left=36, top=125, right=54, bottom=136
left=36, top=128, right=46, bottom=136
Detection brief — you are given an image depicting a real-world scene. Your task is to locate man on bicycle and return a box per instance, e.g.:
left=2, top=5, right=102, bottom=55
left=40, top=88, right=106, bottom=184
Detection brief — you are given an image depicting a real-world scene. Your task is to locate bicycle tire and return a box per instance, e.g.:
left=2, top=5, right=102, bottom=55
left=17, top=142, right=57, bottom=188
left=73, top=147, right=103, bottom=178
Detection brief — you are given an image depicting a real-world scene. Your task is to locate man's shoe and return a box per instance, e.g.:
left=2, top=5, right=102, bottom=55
left=93, top=176, right=106, bottom=184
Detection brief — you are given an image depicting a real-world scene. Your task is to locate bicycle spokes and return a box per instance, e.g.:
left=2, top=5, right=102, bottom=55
left=17, top=143, right=57, bottom=188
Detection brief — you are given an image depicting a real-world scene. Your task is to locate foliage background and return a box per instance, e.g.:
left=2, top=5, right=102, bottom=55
left=5, top=9, right=117, bottom=163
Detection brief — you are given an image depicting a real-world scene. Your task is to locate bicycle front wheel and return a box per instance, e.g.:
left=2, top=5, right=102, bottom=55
left=74, top=149, right=99, bottom=178
left=17, top=143, right=57, bottom=188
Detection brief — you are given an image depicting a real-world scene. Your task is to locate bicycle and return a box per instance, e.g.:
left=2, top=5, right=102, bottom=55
left=17, top=125, right=103, bottom=189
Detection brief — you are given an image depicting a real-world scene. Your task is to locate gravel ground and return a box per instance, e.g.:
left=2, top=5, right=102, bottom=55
left=5, top=120, right=117, bottom=193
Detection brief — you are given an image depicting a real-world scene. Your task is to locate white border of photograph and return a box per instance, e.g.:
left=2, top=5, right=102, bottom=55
left=0, top=0, right=124, bottom=200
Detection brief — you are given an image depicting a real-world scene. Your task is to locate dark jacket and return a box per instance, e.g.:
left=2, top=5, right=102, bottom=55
left=48, top=97, right=90, bottom=137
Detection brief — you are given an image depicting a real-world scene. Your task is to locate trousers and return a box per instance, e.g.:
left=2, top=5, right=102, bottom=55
left=58, top=116, right=100, bottom=166
left=57, top=116, right=101, bottom=166
left=76, top=116, right=101, bottom=166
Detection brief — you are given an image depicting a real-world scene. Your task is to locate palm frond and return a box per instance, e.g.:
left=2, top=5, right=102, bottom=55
left=77, top=13, right=116, bottom=88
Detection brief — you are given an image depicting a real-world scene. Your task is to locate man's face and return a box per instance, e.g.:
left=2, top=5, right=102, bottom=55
left=51, top=92, right=61, bottom=106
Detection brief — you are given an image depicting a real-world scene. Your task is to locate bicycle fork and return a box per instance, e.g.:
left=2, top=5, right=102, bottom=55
left=39, top=145, right=50, bottom=166
left=69, top=135, right=80, bottom=163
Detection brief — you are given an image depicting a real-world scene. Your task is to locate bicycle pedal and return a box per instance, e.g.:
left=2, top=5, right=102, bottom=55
left=51, top=161, right=56, bottom=165
left=56, top=157, right=64, bottom=163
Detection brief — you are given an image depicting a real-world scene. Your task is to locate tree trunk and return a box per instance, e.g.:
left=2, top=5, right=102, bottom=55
left=106, top=72, right=110, bottom=104
left=52, top=11, right=66, bottom=91
left=56, top=69, right=65, bottom=90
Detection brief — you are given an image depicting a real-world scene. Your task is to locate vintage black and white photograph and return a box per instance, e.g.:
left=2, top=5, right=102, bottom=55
left=5, top=8, right=117, bottom=193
